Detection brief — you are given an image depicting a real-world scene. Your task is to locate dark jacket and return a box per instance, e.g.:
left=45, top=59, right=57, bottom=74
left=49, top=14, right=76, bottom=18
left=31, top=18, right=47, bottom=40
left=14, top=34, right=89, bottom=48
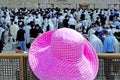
left=16, top=29, right=25, bottom=41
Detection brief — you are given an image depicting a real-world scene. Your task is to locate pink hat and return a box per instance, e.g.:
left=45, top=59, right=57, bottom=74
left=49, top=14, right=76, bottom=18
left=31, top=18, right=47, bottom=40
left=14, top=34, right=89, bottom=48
left=28, top=28, right=99, bottom=80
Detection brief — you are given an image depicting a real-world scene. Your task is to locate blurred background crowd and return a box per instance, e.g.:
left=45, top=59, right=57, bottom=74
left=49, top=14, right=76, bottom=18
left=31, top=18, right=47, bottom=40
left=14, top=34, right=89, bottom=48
left=0, top=7, right=120, bottom=53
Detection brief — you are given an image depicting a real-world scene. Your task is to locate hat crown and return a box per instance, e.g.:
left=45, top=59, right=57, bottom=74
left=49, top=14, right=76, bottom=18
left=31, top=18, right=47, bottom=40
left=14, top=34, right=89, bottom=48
left=51, top=28, right=85, bottom=61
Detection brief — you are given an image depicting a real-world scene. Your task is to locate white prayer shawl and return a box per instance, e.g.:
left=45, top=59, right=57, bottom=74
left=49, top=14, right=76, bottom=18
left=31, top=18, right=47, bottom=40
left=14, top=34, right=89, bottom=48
left=96, top=26, right=103, bottom=32
left=107, top=28, right=117, bottom=36
left=0, top=10, right=4, bottom=17
left=63, top=13, right=67, bottom=18
left=85, top=14, right=91, bottom=27
left=73, top=11, right=77, bottom=19
left=113, top=36, right=120, bottom=53
left=48, top=11, right=53, bottom=18
left=35, top=18, right=42, bottom=27
left=5, top=16, right=11, bottom=25
left=79, top=9, right=83, bottom=14
left=48, top=19, right=54, bottom=30
left=38, top=14, right=41, bottom=18
left=58, top=15, right=64, bottom=23
left=33, top=15, right=36, bottom=19
left=87, top=29, right=96, bottom=40
left=93, top=11, right=98, bottom=22
left=68, top=17, right=77, bottom=25
left=52, top=17, right=58, bottom=29
left=89, top=34, right=103, bottom=53
left=24, top=16, right=28, bottom=25
left=38, top=16, right=43, bottom=27
left=27, top=17, right=33, bottom=24
left=23, top=25, right=31, bottom=44
left=10, top=24, right=19, bottom=40
left=0, top=17, right=5, bottom=24
left=75, top=22, right=82, bottom=29
left=6, top=11, right=10, bottom=17
left=14, top=16, right=18, bottom=24
left=53, top=10, right=57, bottom=15
left=82, top=20, right=89, bottom=29
left=15, top=8, right=18, bottom=13
left=43, top=18, right=48, bottom=32
left=76, top=11, right=81, bottom=22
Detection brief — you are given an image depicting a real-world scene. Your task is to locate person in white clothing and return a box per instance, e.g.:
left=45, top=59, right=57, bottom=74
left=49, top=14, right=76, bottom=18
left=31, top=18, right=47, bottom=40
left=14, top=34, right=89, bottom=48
left=89, top=33, right=103, bottom=53
left=48, top=17, right=54, bottom=30
left=68, top=14, right=77, bottom=29
left=58, top=13, right=64, bottom=28
left=52, top=15, right=58, bottom=29
left=23, top=23, right=31, bottom=48
left=10, top=22, right=19, bottom=42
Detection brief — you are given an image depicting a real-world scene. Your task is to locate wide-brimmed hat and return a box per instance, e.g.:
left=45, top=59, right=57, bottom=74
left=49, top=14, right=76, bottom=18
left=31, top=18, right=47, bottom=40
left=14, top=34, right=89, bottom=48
left=28, top=28, right=99, bottom=80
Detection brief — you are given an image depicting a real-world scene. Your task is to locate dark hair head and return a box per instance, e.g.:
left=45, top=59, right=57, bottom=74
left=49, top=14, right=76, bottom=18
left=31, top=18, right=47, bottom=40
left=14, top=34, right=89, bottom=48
left=16, top=46, right=22, bottom=50
left=104, top=31, right=109, bottom=35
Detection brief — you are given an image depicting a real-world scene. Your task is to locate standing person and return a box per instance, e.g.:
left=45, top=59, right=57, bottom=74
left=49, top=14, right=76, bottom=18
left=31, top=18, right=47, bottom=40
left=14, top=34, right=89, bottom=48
left=100, top=14, right=106, bottom=26
left=10, top=22, right=19, bottom=42
left=68, top=15, right=77, bottom=29
left=48, top=17, right=54, bottom=30
left=0, top=23, right=5, bottom=45
left=16, top=21, right=26, bottom=51
left=28, top=28, right=99, bottom=80
left=63, top=15, right=69, bottom=28
left=58, top=13, right=64, bottom=28
left=30, top=25, right=37, bottom=44
left=81, top=19, right=89, bottom=34
left=103, top=31, right=115, bottom=53
left=52, top=14, right=58, bottom=29
left=35, top=15, right=43, bottom=28
left=0, top=24, right=4, bottom=53
left=10, top=22, right=19, bottom=49
left=30, top=25, right=37, bottom=38
left=89, top=33, right=103, bottom=53
left=23, top=23, right=31, bottom=49
left=103, top=31, right=115, bottom=80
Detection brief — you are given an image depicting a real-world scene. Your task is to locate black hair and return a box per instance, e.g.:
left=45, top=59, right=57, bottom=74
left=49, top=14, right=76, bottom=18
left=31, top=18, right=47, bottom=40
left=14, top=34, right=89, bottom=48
left=16, top=46, right=22, bottom=50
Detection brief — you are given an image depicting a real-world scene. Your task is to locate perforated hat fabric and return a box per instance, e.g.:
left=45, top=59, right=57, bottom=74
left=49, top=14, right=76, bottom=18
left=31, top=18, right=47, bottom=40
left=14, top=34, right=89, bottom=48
left=28, top=28, right=99, bottom=80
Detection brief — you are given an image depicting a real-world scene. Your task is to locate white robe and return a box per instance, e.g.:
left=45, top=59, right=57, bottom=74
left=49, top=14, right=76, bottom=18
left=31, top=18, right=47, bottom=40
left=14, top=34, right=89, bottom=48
left=52, top=17, right=58, bottom=29
left=48, top=19, right=54, bottom=30
left=5, top=16, right=11, bottom=25
left=89, top=34, right=103, bottom=53
left=23, top=25, right=31, bottom=44
left=10, top=24, right=19, bottom=40
left=87, top=28, right=96, bottom=40
left=35, top=17, right=43, bottom=27
left=14, top=16, right=18, bottom=24
left=43, top=18, right=48, bottom=32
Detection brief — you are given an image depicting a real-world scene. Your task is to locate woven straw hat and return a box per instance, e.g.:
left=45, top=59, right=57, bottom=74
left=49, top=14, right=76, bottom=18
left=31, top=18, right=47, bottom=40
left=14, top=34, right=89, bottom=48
left=28, top=28, right=99, bottom=80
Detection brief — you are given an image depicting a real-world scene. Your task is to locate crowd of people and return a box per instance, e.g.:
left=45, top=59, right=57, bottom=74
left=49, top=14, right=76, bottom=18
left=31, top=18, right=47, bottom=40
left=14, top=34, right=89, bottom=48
left=0, top=7, right=119, bottom=80
left=0, top=7, right=120, bottom=54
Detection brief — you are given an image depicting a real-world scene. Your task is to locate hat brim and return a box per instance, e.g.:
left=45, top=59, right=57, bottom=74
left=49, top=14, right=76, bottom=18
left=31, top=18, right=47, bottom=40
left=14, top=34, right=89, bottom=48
left=28, top=30, right=99, bottom=80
